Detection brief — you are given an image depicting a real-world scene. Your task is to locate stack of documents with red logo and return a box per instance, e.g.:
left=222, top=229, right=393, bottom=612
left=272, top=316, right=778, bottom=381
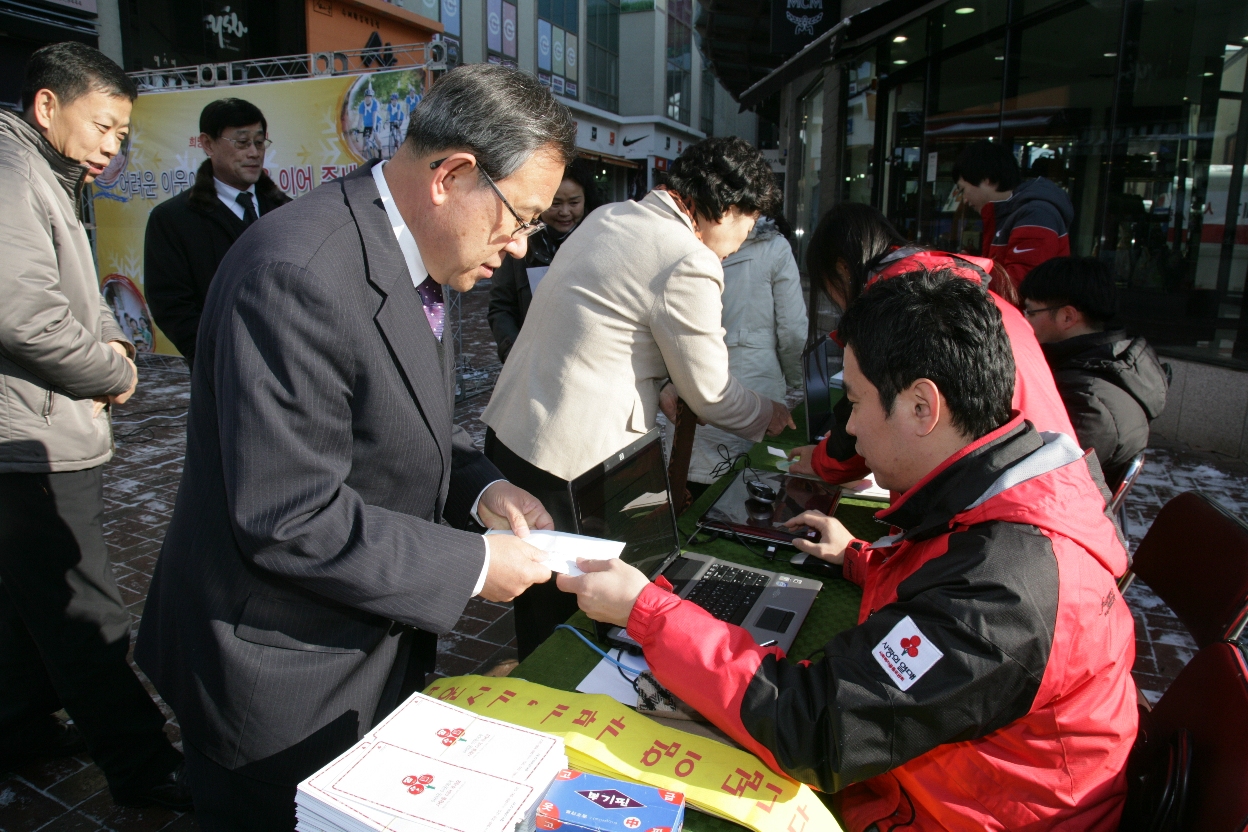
left=295, top=692, right=568, bottom=832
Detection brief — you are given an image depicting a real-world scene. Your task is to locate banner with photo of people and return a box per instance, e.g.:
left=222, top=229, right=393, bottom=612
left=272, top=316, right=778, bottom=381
left=91, top=68, right=427, bottom=355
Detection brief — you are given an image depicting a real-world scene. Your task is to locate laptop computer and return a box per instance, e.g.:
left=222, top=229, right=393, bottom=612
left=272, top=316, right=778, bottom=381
left=568, top=428, right=821, bottom=654
left=698, top=468, right=842, bottom=548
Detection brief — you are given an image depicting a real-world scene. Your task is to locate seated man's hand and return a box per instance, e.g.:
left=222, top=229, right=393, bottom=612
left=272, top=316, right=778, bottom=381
left=787, top=444, right=816, bottom=476
left=766, top=400, right=796, bottom=436
left=783, top=511, right=855, bottom=564
left=477, top=481, right=555, bottom=536
left=556, top=558, right=650, bottom=628
left=481, top=534, right=551, bottom=603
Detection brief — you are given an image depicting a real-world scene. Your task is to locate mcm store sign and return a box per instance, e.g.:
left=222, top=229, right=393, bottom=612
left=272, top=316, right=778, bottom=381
left=771, top=0, right=836, bottom=54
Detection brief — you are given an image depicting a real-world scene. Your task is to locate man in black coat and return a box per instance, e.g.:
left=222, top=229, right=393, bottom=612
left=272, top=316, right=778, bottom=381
left=143, top=98, right=290, bottom=367
left=134, top=65, right=577, bottom=830
left=1020, top=257, right=1169, bottom=489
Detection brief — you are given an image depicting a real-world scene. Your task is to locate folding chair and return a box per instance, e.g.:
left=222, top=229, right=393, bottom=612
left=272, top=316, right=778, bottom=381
left=1120, top=642, right=1248, bottom=831
left=1108, top=451, right=1146, bottom=538
left=1120, top=491, right=1248, bottom=648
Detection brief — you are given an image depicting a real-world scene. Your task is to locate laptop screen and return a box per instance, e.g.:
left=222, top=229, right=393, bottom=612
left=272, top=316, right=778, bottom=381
left=569, top=429, right=681, bottom=579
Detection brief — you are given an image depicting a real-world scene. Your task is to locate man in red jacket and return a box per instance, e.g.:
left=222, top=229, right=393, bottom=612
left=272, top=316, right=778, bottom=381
left=952, top=140, right=1073, bottom=289
left=560, top=270, right=1136, bottom=831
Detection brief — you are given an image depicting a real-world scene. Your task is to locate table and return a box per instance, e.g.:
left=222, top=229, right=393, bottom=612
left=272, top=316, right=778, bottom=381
left=509, top=418, right=887, bottom=830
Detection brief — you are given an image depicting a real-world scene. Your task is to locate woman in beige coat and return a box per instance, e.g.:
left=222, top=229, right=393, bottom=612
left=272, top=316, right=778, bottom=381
left=481, top=137, right=792, bottom=656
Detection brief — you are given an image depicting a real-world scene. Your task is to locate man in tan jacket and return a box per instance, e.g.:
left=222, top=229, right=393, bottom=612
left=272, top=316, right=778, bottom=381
left=0, top=43, right=189, bottom=808
left=482, top=137, right=792, bottom=656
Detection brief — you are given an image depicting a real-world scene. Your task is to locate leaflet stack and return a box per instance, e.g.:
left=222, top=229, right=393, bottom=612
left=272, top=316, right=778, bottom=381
left=296, top=692, right=568, bottom=832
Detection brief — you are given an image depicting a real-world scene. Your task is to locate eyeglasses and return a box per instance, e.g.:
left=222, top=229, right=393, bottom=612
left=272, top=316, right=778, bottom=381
left=226, top=136, right=272, bottom=151
left=430, top=157, right=546, bottom=239
left=1022, top=305, right=1062, bottom=318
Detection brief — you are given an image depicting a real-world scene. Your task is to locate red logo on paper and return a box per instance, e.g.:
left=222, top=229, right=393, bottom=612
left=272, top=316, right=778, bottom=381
left=900, top=636, right=921, bottom=657
left=623, top=818, right=641, bottom=829
left=402, top=773, right=435, bottom=794
left=436, top=727, right=466, bottom=746
left=537, top=799, right=562, bottom=829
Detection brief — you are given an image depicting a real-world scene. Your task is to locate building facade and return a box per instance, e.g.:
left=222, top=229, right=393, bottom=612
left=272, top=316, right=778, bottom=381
left=64, top=0, right=756, bottom=200
left=725, top=0, right=1248, bottom=459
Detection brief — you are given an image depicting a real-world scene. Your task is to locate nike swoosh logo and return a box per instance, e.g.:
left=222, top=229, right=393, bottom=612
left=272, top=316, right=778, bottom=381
left=621, top=135, right=649, bottom=147
left=1011, top=246, right=1036, bottom=254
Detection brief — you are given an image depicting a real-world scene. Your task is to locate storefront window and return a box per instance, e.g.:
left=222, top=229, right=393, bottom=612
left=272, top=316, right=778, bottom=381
left=666, top=0, right=694, bottom=124
left=586, top=0, right=620, bottom=112
left=843, top=52, right=877, bottom=205
left=849, top=0, right=1248, bottom=366
left=794, top=81, right=824, bottom=267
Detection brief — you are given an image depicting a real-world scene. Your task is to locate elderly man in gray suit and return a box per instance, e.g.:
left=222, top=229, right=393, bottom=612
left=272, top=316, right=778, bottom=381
left=135, top=65, right=574, bottom=830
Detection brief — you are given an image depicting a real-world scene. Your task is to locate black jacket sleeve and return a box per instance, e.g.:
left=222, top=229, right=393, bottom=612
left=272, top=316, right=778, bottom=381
left=487, top=256, right=527, bottom=363
left=739, top=521, right=1059, bottom=792
left=143, top=205, right=202, bottom=362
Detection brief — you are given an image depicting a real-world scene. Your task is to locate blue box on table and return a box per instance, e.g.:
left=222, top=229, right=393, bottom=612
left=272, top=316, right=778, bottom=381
left=534, top=769, right=685, bottom=832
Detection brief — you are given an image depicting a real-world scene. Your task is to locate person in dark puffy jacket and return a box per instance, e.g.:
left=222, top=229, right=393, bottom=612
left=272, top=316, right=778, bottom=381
left=1020, top=257, right=1169, bottom=489
left=953, top=140, right=1074, bottom=288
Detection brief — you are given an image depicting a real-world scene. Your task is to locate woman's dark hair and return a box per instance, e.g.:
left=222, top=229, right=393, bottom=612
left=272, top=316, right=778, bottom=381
left=200, top=98, right=267, bottom=139
left=1019, top=256, right=1117, bottom=326
left=562, top=156, right=604, bottom=216
left=951, top=140, right=1022, bottom=191
left=661, top=136, right=781, bottom=221
left=22, top=41, right=136, bottom=110
left=838, top=268, right=1015, bottom=440
left=806, top=202, right=906, bottom=308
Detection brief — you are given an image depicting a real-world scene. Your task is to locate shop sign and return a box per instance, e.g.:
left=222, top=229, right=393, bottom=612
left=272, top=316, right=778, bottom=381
left=205, top=5, right=249, bottom=52
left=42, top=0, right=98, bottom=12
left=770, top=0, right=835, bottom=56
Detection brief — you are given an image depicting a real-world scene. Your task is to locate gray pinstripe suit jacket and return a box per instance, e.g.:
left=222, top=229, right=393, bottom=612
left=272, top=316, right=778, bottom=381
left=135, top=162, right=500, bottom=784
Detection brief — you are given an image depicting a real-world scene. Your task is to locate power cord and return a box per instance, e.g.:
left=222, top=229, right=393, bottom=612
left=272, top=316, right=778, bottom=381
left=554, top=624, right=643, bottom=678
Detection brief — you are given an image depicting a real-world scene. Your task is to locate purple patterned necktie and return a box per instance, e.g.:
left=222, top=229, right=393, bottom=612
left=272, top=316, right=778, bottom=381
left=417, top=275, right=446, bottom=341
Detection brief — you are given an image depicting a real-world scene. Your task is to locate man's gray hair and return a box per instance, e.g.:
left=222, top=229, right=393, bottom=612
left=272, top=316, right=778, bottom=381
left=406, top=64, right=577, bottom=179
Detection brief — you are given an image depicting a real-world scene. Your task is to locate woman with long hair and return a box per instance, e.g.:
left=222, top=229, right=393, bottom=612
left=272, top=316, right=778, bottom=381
left=790, top=203, right=1071, bottom=485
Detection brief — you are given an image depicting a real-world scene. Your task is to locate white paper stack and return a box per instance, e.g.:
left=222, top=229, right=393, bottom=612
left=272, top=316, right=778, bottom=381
left=296, top=693, right=567, bottom=832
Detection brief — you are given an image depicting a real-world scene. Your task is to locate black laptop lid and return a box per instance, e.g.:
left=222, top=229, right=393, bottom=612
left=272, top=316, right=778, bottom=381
left=568, top=428, right=681, bottom=579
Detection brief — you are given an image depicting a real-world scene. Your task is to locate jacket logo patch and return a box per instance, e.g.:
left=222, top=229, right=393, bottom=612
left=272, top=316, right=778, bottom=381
left=872, top=616, right=943, bottom=692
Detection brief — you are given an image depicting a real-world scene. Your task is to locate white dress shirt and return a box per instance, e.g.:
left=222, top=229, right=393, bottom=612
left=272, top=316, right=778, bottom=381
left=373, top=161, right=500, bottom=596
left=214, top=177, right=259, bottom=221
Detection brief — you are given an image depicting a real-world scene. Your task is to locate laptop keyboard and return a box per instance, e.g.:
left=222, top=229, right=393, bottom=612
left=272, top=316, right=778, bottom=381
left=683, top=563, right=770, bottom=625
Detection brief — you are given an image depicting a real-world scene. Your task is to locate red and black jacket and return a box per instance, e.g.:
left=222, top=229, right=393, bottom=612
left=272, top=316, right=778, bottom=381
left=629, top=417, right=1137, bottom=831
left=981, top=177, right=1074, bottom=289
left=810, top=250, right=1074, bottom=485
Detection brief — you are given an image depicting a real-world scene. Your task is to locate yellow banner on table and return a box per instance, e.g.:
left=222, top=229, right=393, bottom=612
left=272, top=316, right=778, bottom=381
left=425, top=675, right=841, bottom=832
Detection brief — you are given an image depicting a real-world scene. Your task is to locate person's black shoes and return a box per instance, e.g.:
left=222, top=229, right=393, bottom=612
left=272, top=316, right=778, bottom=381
left=0, top=717, right=88, bottom=769
left=112, top=760, right=195, bottom=811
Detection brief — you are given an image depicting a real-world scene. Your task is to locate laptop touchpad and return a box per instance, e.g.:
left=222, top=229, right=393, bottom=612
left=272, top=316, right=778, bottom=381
left=755, top=607, right=795, bottom=633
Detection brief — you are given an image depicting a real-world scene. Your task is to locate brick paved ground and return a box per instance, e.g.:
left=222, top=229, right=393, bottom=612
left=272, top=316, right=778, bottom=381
left=2, top=282, right=1245, bottom=830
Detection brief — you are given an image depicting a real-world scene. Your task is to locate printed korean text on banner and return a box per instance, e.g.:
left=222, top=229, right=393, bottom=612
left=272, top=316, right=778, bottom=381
left=425, top=675, right=842, bottom=832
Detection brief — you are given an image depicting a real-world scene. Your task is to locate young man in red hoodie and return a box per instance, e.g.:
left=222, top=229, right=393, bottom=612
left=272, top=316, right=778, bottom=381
left=559, top=270, right=1136, bottom=831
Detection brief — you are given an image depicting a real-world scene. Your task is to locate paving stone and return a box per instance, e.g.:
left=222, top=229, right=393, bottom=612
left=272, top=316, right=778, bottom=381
left=45, top=764, right=109, bottom=809
left=0, top=779, right=68, bottom=832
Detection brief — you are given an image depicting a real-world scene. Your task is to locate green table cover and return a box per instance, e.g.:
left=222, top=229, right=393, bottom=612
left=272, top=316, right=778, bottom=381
left=509, top=414, right=886, bottom=831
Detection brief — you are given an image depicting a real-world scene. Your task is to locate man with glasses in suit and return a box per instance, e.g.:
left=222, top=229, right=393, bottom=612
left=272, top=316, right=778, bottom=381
left=136, top=65, right=574, bottom=829
left=144, top=98, right=291, bottom=368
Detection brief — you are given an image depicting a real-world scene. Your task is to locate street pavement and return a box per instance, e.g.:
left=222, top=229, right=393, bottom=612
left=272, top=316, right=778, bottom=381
left=2, top=284, right=1245, bottom=831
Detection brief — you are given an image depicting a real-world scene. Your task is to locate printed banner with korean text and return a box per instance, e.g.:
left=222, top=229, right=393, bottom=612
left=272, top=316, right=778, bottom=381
left=425, top=675, right=841, bottom=832
left=91, top=68, right=426, bottom=355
